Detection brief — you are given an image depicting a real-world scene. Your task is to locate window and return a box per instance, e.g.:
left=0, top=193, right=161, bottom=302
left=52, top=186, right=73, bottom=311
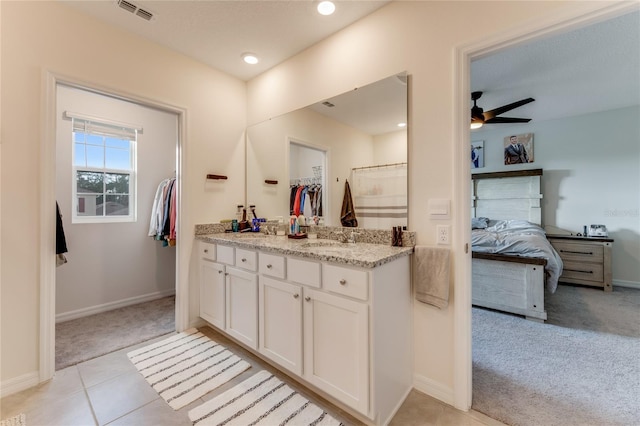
left=70, top=115, right=138, bottom=223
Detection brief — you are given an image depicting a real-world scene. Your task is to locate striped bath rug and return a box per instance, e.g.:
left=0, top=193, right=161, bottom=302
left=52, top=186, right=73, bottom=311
left=127, top=328, right=250, bottom=410
left=0, top=413, right=25, bottom=426
left=188, top=370, right=343, bottom=425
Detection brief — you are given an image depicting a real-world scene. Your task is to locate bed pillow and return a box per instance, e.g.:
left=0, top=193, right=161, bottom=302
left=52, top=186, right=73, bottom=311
left=472, top=217, right=490, bottom=229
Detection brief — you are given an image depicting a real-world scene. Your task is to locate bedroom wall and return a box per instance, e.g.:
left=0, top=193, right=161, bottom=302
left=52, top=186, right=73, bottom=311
left=471, top=105, right=640, bottom=286
left=55, top=85, right=177, bottom=320
left=1, top=1, right=246, bottom=392
left=373, top=130, right=407, bottom=165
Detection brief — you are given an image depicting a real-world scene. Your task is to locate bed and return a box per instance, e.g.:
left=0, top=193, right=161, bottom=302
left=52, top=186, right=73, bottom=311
left=471, top=169, right=563, bottom=322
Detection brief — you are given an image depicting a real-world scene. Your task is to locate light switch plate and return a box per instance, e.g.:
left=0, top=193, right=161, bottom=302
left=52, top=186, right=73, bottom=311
left=428, top=199, right=450, bottom=219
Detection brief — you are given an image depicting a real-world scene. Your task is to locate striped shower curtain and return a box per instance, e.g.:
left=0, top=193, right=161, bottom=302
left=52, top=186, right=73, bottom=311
left=351, top=163, right=407, bottom=229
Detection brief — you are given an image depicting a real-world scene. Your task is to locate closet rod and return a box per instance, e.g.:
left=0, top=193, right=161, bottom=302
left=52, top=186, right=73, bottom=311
left=352, top=161, right=407, bottom=171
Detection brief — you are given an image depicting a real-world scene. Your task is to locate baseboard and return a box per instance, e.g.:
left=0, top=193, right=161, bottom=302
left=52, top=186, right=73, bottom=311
left=413, top=373, right=454, bottom=406
left=0, top=371, right=39, bottom=398
left=613, top=279, right=640, bottom=290
left=382, top=385, right=414, bottom=426
left=56, top=289, right=176, bottom=323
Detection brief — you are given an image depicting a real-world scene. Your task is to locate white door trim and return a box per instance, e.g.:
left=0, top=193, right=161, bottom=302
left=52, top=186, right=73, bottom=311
left=452, top=1, right=639, bottom=410
left=40, top=71, right=189, bottom=382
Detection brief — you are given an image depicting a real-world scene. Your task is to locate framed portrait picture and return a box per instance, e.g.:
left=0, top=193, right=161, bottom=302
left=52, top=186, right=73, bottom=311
left=471, top=140, right=484, bottom=169
left=504, top=133, right=534, bottom=165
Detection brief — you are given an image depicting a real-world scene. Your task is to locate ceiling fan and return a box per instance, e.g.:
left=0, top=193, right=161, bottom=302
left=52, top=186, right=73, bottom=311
left=470, top=91, right=535, bottom=129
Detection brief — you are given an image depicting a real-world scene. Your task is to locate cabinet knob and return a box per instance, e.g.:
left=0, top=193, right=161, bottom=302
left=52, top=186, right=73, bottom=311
left=266, top=264, right=272, bottom=269
left=305, top=296, right=311, bottom=302
left=204, top=249, right=209, bottom=253
left=293, top=293, right=299, bottom=299
left=241, top=258, right=247, bottom=262
left=225, top=272, right=229, bottom=276
left=339, top=279, right=347, bottom=285
left=218, top=270, right=223, bottom=274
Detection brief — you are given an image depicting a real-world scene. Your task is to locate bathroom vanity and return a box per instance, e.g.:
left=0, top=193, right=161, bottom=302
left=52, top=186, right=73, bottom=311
left=196, top=232, right=413, bottom=425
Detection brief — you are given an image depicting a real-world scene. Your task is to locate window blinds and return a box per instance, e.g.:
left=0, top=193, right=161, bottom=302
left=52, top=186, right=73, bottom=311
left=65, top=111, right=142, bottom=140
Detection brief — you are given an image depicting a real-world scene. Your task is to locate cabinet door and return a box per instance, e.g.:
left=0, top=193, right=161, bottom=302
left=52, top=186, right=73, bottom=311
left=225, top=267, right=258, bottom=349
left=303, top=288, right=369, bottom=415
left=200, top=260, right=225, bottom=329
left=259, top=277, right=302, bottom=375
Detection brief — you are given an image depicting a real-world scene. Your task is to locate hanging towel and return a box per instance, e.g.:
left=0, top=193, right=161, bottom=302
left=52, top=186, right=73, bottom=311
left=340, top=179, right=358, bottom=227
left=413, top=246, right=450, bottom=308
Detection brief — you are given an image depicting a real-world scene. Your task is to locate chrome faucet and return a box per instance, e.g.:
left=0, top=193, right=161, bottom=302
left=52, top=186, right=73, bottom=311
left=348, top=231, right=360, bottom=244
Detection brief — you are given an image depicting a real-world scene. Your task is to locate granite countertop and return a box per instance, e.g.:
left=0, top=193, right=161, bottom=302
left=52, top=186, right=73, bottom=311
left=195, top=233, right=414, bottom=269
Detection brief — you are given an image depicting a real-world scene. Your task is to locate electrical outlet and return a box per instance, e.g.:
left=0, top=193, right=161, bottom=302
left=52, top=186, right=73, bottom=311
left=437, top=225, right=450, bottom=245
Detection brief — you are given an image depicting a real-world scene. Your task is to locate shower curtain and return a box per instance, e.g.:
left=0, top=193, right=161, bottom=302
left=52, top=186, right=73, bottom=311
left=351, top=163, right=407, bottom=229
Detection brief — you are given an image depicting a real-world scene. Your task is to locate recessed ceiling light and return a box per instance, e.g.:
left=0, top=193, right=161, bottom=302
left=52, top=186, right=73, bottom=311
left=317, top=1, right=335, bottom=16
left=242, top=53, right=259, bottom=65
left=397, top=122, right=407, bottom=128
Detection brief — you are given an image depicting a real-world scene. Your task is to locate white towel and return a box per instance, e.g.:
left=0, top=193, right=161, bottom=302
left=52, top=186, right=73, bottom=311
left=413, top=246, right=450, bottom=308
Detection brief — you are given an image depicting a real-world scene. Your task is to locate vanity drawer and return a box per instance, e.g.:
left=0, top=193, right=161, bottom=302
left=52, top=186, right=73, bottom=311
left=551, top=241, right=603, bottom=263
left=236, top=248, right=258, bottom=272
left=216, top=245, right=235, bottom=266
left=199, top=242, right=216, bottom=262
left=288, top=258, right=321, bottom=288
left=259, top=253, right=286, bottom=279
left=561, top=261, right=604, bottom=283
left=322, top=264, right=368, bottom=301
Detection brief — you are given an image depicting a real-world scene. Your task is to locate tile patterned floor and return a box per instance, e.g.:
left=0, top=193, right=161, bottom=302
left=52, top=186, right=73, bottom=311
left=0, top=326, right=502, bottom=426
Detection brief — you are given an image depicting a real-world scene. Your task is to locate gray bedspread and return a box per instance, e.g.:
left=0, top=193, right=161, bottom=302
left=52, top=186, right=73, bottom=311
left=472, top=220, right=563, bottom=293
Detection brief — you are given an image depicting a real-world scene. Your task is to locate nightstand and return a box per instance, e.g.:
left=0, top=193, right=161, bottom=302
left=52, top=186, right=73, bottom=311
left=547, top=235, right=614, bottom=291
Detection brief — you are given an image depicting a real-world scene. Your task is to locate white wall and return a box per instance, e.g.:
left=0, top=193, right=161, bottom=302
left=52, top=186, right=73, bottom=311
left=471, top=106, right=640, bottom=285
left=55, top=85, right=177, bottom=319
left=373, top=130, right=407, bottom=165
left=247, top=0, right=614, bottom=407
left=1, top=1, right=246, bottom=389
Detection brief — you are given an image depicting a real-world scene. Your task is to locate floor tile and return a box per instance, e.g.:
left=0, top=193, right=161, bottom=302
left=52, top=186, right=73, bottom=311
left=389, top=389, right=443, bottom=426
left=21, top=389, right=95, bottom=426
left=106, top=398, right=197, bottom=426
left=86, top=371, right=159, bottom=425
left=0, top=367, right=85, bottom=419
left=78, top=350, right=137, bottom=388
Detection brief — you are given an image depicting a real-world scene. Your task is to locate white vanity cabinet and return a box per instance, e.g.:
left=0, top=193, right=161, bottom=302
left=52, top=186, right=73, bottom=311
left=198, top=238, right=412, bottom=425
left=259, top=275, right=303, bottom=375
left=225, top=266, right=259, bottom=349
left=303, top=286, right=369, bottom=414
left=199, top=242, right=226, bottom=330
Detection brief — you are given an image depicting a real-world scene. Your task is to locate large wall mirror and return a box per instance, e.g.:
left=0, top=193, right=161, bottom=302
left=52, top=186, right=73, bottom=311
left=246, top=72, right=408, bottom=230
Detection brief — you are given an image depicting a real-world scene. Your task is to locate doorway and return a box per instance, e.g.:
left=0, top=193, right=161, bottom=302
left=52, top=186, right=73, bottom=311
left=40, top=74, right=187, bottom=381
left=452, top=0, right=639, bottom=415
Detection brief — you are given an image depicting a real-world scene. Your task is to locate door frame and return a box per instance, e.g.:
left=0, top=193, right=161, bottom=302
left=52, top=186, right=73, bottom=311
left=39, top=71, right=188, bottom=381
left=451, top=1, right=639, bottom=410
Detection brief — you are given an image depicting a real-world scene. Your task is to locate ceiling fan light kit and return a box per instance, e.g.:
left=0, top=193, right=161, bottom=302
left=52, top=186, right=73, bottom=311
left=470, top=91, right=534, bottom=129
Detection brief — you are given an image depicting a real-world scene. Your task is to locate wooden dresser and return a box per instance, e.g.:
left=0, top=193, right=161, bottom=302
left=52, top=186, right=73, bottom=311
left=547, top=235, right=614, bottom=291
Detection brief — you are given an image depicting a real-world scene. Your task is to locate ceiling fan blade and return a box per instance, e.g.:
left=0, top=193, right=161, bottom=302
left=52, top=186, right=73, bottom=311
left=485, top=117, right=531, bottom=124
left=483, top=97, right=534, bottom=120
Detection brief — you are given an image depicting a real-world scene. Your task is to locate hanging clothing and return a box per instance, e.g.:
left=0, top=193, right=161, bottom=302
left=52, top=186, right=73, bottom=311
left=149, top=177, right=178, bottom=245
left=56, top=202, right=68, bottom=266
left=340, top=180, right=358, bottom=227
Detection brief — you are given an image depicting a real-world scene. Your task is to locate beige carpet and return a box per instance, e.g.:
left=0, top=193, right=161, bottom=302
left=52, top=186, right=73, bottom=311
left=472, top=285, right=640, bottom=426
left=56, top=296, right=175, bottom=370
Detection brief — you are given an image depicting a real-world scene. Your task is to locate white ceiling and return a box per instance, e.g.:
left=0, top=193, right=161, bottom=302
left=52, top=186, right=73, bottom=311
left=471, top=10, right=640, bottom=128
left=60, top=0, right=389, bottom=81
left=60, top=2, right=639, bottom=129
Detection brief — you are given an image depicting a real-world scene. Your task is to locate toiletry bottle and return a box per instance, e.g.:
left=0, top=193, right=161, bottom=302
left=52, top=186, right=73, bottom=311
left=250, top=205, right=258, bottom=220
left=236, top=205, right=243, bottom=223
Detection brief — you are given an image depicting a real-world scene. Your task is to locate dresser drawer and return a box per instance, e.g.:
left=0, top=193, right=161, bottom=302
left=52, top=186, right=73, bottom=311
left=561, top=261, right=604, bottom=283
left=199, top=242, right=216, bottom=261
left=288, top=258, right=321, bottom=288
left=259, top=252, right=286, bottom=279
left=551, top=241, right=604, bottom=263
left=322, top=264, right=368, bottom=301
left=216, top=245, right=235, bottom=265
left=236, top=248, right=258, bottom=272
